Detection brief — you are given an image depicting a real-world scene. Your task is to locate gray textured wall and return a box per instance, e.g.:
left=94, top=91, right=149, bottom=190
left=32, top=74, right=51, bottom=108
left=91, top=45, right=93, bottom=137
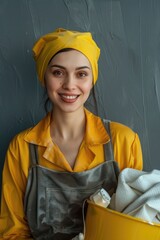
left=0, top=0, right=160, bottom=186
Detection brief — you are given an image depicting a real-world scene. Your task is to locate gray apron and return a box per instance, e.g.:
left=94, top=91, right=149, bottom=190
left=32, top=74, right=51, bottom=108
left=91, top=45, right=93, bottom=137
left=24, top=120, right=120, bottom=240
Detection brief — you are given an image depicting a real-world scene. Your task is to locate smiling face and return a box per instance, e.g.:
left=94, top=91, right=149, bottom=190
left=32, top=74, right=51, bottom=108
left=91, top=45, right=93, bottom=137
left=44, top=50, right=93, bottom=114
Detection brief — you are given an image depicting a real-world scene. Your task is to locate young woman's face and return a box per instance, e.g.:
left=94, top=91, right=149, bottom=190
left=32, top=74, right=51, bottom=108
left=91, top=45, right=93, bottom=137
left=44, top=50, right=93, bottom=114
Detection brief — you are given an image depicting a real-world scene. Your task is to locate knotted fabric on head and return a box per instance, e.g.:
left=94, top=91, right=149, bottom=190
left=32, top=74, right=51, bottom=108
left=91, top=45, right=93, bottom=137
left=32, top=28, right=100, bottom=86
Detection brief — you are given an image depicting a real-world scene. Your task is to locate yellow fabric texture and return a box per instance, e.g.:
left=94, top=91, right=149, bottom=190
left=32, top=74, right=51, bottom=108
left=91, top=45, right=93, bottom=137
left=0, top=109, right=143, bottom=239
left=32, top=28, right=100, bottom=85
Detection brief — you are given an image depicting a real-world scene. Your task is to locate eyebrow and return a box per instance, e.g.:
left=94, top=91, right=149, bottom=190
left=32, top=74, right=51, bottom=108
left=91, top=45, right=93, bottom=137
left=50, top=64, right=91, bottom=70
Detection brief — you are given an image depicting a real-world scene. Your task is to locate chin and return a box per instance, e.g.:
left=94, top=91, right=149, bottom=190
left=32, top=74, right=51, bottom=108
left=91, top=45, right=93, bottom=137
left=55, top=104, right=84, bottom=114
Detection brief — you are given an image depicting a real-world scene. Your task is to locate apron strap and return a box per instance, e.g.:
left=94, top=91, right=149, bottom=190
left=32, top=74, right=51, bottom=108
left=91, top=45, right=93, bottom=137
left=102, top=119, right=114, bottom=161
left=29, top=143, right=39, bottom=165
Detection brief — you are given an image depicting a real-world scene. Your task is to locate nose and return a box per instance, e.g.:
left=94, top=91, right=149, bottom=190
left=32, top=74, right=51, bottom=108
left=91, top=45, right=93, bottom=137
left=62, top=74, right=76, bottom=90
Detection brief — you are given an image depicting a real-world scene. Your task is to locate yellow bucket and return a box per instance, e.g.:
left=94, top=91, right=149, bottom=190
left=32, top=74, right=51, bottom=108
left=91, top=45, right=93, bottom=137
left=85, top=201, right=160, bottom=240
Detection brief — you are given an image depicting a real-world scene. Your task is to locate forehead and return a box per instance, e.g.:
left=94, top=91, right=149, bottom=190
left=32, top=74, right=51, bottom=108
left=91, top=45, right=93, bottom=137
left=49, top=50, right=91, bottom=68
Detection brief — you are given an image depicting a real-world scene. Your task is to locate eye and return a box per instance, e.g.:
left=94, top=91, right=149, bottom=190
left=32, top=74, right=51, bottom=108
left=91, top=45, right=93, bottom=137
left=52, top=69, right=64, bottom=77
left=77, top=71, right=88, bottom=78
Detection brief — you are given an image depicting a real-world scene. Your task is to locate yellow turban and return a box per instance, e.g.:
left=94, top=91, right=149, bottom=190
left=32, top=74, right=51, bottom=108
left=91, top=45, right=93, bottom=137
left=32, top=28, right=100, bottom=85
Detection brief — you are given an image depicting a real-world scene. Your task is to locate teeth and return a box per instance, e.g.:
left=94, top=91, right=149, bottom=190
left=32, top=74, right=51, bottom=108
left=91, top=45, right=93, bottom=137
left=61, top=95, right=77, bottom=99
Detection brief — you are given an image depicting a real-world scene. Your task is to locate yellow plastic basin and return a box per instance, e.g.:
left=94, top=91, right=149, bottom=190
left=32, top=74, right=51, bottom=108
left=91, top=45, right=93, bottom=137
left=85, top=201, right=160, bottom=240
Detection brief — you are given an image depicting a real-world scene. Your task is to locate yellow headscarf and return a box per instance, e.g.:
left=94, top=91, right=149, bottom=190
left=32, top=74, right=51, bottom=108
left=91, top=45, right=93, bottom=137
left=32, top=28, right=100, bottom=86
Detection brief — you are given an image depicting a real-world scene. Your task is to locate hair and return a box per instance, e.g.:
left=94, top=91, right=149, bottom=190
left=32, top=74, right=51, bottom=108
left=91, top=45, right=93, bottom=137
left=48, top=48, right=74, bottom=64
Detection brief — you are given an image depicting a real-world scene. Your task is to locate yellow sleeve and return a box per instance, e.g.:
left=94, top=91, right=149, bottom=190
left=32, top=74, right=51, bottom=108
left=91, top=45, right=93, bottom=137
left=130, top=132, right=143, bottom=170
left=110, top=122, right=143, bottom=171
left=0, top=135, right=32, bottom=239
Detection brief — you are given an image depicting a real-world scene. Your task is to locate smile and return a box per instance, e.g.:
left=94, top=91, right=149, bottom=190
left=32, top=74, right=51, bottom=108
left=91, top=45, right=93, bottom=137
left=61, top=95, right=78, bottom=99
left=59, top=94, right=80, bottom=103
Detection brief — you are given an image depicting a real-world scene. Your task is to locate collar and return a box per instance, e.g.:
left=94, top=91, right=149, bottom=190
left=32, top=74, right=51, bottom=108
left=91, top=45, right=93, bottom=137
left=24, top=112, right=53, bottom=146
left=24, top=109, right=110, bottom=146
left=84, top=108, right=110, bottom=146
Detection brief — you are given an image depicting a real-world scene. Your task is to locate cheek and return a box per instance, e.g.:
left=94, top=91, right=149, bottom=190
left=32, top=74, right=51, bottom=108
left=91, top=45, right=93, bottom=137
left=45, top=79, right=61, bottom=92
left=44, top=71, right=62, bottom=91
left=83, top=82, right=93, bottom=94
left=46, top=84, right=53, bottom=95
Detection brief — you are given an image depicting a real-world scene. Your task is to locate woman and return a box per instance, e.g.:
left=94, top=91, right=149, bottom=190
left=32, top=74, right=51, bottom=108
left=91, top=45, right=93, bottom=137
left=0, top=28, right=143, bottom=239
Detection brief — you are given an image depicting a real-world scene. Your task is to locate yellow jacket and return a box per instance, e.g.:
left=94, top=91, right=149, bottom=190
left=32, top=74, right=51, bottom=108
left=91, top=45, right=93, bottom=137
left=0, top=109, right=143, bottom=239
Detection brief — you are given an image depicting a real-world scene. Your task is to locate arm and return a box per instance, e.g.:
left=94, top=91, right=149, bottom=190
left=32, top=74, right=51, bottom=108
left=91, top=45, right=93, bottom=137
left=0, top=135, right=32, bottom=239
left=129, top=132, right=143, bottom=170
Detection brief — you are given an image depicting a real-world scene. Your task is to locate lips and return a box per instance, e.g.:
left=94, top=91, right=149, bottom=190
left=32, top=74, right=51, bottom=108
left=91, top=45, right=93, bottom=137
left=59, top=94, right=79, bottom=103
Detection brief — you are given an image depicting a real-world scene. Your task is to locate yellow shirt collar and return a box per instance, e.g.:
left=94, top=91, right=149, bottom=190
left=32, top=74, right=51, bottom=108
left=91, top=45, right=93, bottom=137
left=24, top=109, right=110, bottom=146
left=84, top=108, right=110, bottom=145
left=24, top=112, right=52, bottom=146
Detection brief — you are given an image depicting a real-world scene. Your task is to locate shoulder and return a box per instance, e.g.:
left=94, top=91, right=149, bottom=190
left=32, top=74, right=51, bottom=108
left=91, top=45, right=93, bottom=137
left=8, top=128, right=33, bottom=155
left=4, top=128, right=33, bottom=173
left=109, top=121, right=143, bottom=170
left=110, top=121, right=136, bottom=140
left=11, top=127, right=33, bottom=144
left=109, top=121, right=141, bottom=156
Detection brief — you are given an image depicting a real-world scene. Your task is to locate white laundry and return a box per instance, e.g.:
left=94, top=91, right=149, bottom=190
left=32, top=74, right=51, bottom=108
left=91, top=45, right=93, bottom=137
left=110, top=168, right=160, bottom=223
left=71, top=233, right=84, bottom=240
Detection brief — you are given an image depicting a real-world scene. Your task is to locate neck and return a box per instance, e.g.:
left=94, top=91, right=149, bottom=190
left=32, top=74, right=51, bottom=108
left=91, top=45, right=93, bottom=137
left=50, top=107, right=86, bottom=140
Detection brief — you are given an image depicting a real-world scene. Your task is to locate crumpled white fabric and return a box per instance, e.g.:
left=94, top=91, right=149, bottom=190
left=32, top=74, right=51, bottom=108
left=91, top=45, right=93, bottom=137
left=71, top=233, right=84, bottom=240
left=110, top=168, right=160, bottom=223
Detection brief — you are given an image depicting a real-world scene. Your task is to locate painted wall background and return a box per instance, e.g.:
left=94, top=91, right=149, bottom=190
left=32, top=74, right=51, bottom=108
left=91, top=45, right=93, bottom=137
left=0, top=0, right=160, bottom=187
